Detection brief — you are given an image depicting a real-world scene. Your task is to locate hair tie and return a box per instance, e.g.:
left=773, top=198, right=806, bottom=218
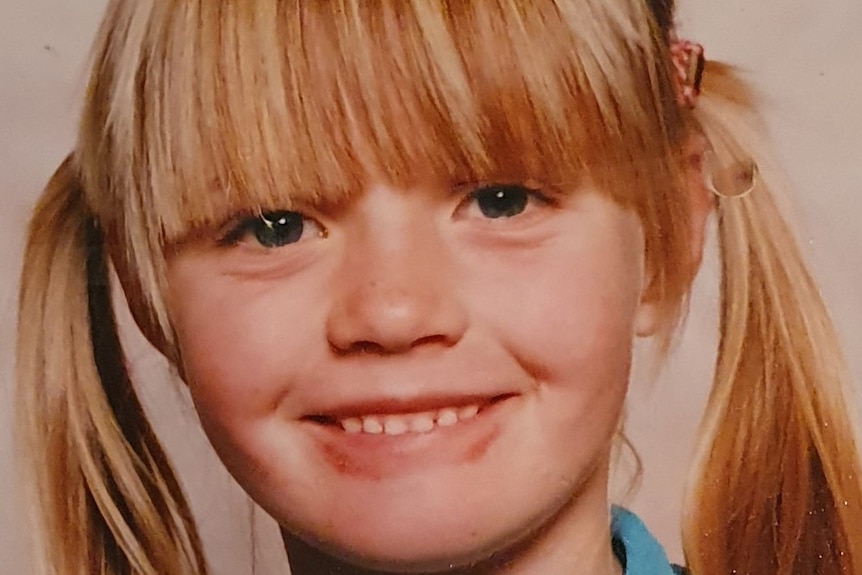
left=670, top=39, right=705, bottom=108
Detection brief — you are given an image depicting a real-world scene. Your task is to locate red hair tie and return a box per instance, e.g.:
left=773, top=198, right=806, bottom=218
left=670, top=40, right=705, bottom=108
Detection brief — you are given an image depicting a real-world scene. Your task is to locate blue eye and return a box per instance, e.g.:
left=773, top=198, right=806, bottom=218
left=220, top=210, right=323, bottom=248
left=469, top=184, right=534, bottom=219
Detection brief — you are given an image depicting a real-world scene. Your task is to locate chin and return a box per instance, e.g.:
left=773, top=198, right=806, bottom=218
left=292, top=521, right=528, bottom=574
left=282, top=473, right=590, bottom=575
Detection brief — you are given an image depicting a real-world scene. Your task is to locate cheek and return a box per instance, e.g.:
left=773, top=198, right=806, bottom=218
left=466, top=221, right=645, bottom=387
left=165, top=270, right=324, bottom=442
left=457, top=221, right=644, bottom=470
left=165, top=275, right=335, bottom=498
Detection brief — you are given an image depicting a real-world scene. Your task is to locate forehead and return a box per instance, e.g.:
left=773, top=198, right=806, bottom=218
left=86, top=0, right=674, bottom=244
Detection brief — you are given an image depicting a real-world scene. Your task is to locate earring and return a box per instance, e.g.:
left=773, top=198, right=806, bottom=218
left=702, top=150, right=758, bottom=198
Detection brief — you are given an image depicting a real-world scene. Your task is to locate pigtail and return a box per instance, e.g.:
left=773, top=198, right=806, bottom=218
left=16, top=156, right=208, bottom=575
left=682, top=64, right=862, bottom=575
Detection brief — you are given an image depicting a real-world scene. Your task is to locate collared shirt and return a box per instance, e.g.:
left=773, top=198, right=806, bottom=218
left=611, top=506, right=685, bottom=575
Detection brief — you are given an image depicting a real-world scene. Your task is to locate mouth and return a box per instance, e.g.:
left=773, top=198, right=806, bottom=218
left=302, top=394, right=516, bottom=436
left=302, top=394, right=518, bottom=478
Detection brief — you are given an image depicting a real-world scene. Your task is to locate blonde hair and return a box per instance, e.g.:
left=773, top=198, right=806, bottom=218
left=16, top=1, right=862, bottom=574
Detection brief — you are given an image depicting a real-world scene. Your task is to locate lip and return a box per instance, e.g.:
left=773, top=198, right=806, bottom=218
left=303, top=394, right=519, bottom=479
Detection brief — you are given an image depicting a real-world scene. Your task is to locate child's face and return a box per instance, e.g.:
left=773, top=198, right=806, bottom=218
left=165, top=179, right=654, bottom=570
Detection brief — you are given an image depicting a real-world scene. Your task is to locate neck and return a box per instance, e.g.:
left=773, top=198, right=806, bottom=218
left=282, top=466, right=622, bottom=575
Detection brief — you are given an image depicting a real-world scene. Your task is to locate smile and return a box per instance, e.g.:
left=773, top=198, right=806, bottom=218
left=303, top=394, right=514, bottom=436
left=303, top=394, right=517, bottom=478
left=339, top=404, right=481, bottom=435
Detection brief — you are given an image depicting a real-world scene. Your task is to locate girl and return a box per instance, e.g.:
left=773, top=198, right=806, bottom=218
left=15, top=1, right=862, bottom=574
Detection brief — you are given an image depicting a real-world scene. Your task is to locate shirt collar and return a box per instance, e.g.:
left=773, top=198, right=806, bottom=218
left=611, top=506, right=679, bottom=575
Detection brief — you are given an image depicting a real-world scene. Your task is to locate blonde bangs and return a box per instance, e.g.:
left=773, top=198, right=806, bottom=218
left=76, top=0, right=691, bottom=346
left=82, top=0, right=680, bottom=242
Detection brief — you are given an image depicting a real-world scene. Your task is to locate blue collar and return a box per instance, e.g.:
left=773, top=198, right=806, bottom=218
left=611, top=507, right=679, bottom=575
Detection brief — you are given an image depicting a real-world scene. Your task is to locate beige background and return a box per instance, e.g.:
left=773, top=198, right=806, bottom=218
left=2, top=1, right=860, bottom=573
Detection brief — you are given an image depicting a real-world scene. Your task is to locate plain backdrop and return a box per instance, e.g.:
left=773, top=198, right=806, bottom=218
left=2, top=1, right=860, bottom=573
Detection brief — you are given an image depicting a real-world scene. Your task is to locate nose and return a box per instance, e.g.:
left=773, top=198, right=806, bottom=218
left=325, top=188, right=467, bottom=355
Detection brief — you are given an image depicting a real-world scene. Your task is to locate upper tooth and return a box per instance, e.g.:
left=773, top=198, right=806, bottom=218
left=337, top=404, right=483, bottom=434
left=409, top=413, right=436, bottom=433
left=362, top=416, right=384, bottom=434
left=458, top=405, right=480, bottom=420
left=341, top=418, right=363, bottom=434
left=383, top=416, right=409, bottom=436
left=436, top=408, right=459, bottom=427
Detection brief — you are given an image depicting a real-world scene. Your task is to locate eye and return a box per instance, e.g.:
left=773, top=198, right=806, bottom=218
left=463, top=183, right=550, bottom=219
left=219, top=210, right=325, bottom=248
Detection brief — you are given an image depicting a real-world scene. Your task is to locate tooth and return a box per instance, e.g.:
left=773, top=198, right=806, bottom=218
left=340, top=404, right=484, bottom=435
left=436, top=408, right=458, bottom=427
left=362, top=416, right=384, bottom=434
left=409, top=413, right=436, bottom=433
left=341, top=418, right=363, bottom=434
left=383, top=416, right=409, bottom=436
left=458, top=405, right=479, bottom=420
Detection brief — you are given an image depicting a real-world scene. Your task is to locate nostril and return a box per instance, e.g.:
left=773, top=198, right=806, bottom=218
left=325, top=266, right=468, bottom=355
left=330, top=340, right=390, bottom=357
left=330, top=335, right=452, bottom=357
left=331, top=333, right=466, bottom=358
left=412, top=334, right=456, bottom=348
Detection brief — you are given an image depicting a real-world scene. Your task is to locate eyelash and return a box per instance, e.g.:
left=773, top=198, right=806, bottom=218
left=217, top=210, right=325, bottom=248
left=458, top=182, right=555, bottom=220
left=217, top=182, right=556, bottom=248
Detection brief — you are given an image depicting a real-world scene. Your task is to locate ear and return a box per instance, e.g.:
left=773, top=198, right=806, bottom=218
left=680, top=132, right=715, bottom=275
left=634, top=132, right=714, bottom=337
